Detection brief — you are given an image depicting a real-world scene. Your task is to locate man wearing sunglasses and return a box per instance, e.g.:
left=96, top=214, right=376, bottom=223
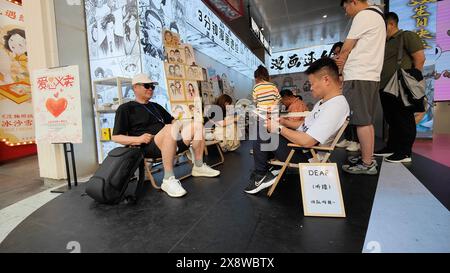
left=112, top=73, right=220, bottom=198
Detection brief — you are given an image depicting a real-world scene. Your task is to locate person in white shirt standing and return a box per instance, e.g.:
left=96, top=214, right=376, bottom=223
left=336, top=0, right=386, bottom=175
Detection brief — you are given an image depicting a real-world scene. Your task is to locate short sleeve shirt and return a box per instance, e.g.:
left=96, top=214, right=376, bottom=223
left=343, top=7, right=386, bottom=82
left=380, top=30, right=424, bottom=89
left=298, top=95, right=350, bottom=145
left=113, top=101, right=174, bottom=137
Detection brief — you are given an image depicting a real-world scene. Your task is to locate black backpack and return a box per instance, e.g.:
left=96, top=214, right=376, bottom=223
left=86, top=147, right=145, bottom=205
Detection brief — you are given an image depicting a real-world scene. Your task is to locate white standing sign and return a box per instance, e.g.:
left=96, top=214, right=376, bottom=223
left=299, top=163, right=346, bottom=218
left=31, top=65, right=83, bottom=144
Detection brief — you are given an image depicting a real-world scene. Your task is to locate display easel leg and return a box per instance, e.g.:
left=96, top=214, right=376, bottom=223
left=51, top=143, right=77, bottom=193
left=69, top=143, right=78, bottom=186
left=63, top=143, right=72, bottom=189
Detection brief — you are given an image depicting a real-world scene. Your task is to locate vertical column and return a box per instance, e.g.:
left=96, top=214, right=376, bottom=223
left=23, top=0, right=67, bottom=179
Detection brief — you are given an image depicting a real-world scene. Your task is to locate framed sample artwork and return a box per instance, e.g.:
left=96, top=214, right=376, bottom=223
left=184, top=80, right=199, bottom=101
left=164, top=63, right=185, bottom=79
left=167, top=80, right=185, bottom=102
left=181, top=44, right=195, bottom=66
left=185, top=65, right=203, bottom=81
left=163, top=29, right=181, bottom=48
left=171, top=103, right=191, bottom=120
left=165, top=47, right=185, bottom=64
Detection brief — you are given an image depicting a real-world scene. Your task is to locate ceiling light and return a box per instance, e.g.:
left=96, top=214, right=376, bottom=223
left=323, top=15, right=328, bottom=18
left=261, top=27, right=264, bottom=31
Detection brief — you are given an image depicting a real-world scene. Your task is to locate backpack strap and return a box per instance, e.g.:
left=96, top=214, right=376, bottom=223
left=365, top=7, right=385, bottom=19
left=396, top=31, right=405, bottom=68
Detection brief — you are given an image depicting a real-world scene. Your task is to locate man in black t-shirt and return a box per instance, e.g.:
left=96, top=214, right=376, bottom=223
left=112, top=74, right=220, bottom=198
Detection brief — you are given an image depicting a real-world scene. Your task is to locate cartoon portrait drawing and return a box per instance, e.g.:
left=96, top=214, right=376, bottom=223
left=184, top=81, right=198, bottom=101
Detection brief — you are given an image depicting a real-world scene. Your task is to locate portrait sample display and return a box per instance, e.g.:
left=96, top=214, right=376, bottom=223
left=163, top=29, right=181, bottom=48
left=181, top=44, right=195, bottom=66
left=165, top=62, right=185, bottom=79
left=162, top=29, right=205, bottom=120
left=185, top=65, right=203, bottom=81
left=165, top=47, right=185, bottom=64
left=167, top=79, right=185, bottom=101
left=184, top=80, right=198, bottom=101
left=171, top=103, right=191, bottom=120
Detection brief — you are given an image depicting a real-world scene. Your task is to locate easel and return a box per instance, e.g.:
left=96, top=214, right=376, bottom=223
left=51, top=143, right=78, bottom=193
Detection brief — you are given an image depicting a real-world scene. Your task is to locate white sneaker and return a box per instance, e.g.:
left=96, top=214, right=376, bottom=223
left=346, top=142, right=360, bottom=152
left=192, top=163, right=220, bottom=177
left=336, top=139, right=351, bottom=148
left=161, top=176, right=187, bottom=198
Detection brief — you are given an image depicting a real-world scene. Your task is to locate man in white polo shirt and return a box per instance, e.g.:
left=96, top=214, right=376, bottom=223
left=245, top=58, right=350, bottom=195
left=335, top=0, right=386, bottom=175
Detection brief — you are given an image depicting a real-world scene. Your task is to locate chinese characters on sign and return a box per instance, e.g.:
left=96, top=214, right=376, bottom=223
left=0, top=8, right=24, bottom=22
left=185, top=0, right=262, bottom=78
left=268, top=44, right=332, bottom=75
left=299, top=164, right=346, bottom=217
left=409, top=0, right=437, bottom=49
left=36, top=75, right=76, bottom=91
left=0, top=0, right=34, bottom=146
left=31, top=66, right=83, bottom=144
left=250, top=17, right=271, bottom=55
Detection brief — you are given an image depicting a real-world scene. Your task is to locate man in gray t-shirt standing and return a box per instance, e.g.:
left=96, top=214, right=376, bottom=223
left=336, top=0, right=386, bottom=175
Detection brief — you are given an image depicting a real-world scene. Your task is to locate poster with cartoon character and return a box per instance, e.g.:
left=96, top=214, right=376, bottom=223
left=435, top=0, right=450, bottom=101
left=0, top=1, right=35, bottom=145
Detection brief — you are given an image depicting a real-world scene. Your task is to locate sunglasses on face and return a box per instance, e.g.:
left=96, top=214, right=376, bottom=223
left=138, top=83, right=156, bottom=90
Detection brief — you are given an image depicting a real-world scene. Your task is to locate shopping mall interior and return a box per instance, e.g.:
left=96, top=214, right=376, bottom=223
left=0, top=0, right=449, bottom=254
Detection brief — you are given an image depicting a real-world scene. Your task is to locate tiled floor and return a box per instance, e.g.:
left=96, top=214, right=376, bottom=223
left=0, top=186, right=63, bottom=243
left=0, top=156, right=64, bottom=210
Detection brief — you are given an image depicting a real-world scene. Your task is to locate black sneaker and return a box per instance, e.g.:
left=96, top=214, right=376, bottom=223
left=244, top=171, right=276, bottom=194
left=374, top=148, right=394, bottom=157
left=385, top=153, right=412, bottom=163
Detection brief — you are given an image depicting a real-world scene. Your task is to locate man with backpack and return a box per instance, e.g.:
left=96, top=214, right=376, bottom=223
left=112, top=73, right=220, bottom=198
left=375, top=12, right=425, bottom=163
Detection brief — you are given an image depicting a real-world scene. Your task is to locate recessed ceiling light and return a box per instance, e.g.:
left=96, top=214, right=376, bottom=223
left=323, top=15, right=328, bottom=18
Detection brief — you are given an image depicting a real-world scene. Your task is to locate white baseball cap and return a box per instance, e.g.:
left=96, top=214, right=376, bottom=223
left=132, top=73, right=159, bottom=86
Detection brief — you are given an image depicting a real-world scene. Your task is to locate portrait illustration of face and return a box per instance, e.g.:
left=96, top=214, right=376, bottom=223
left=146, top=10, right=163, bottom=48
left=8, top=33, right=26, bottom=56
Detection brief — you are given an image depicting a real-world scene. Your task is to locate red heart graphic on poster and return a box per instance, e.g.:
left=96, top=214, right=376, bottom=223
left=46, top=98, right=68, bottom=118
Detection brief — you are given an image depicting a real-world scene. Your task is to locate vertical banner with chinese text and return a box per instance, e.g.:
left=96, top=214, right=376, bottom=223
left=31, top=65, right=83, bottom=144
left=0, top=0, right=34, bottom=145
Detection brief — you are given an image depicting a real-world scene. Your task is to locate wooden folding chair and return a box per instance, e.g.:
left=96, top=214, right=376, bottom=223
left=204, top=127, right=225, bottom=168
left=267, top=117, right=349, bottom=197
left=144, top=150, right=192, bottom=190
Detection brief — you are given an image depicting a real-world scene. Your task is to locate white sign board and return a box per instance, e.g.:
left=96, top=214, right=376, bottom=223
left=299, top=163, right=346, bottom=218
left=185, top=0, right=262, bottom=77
left=32, top=65, right=83, bottom=144
left=267, top=44, right=333, bottom=76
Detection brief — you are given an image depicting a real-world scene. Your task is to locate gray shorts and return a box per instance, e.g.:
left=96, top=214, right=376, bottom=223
left=342, top=80, right=380, bottom=126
